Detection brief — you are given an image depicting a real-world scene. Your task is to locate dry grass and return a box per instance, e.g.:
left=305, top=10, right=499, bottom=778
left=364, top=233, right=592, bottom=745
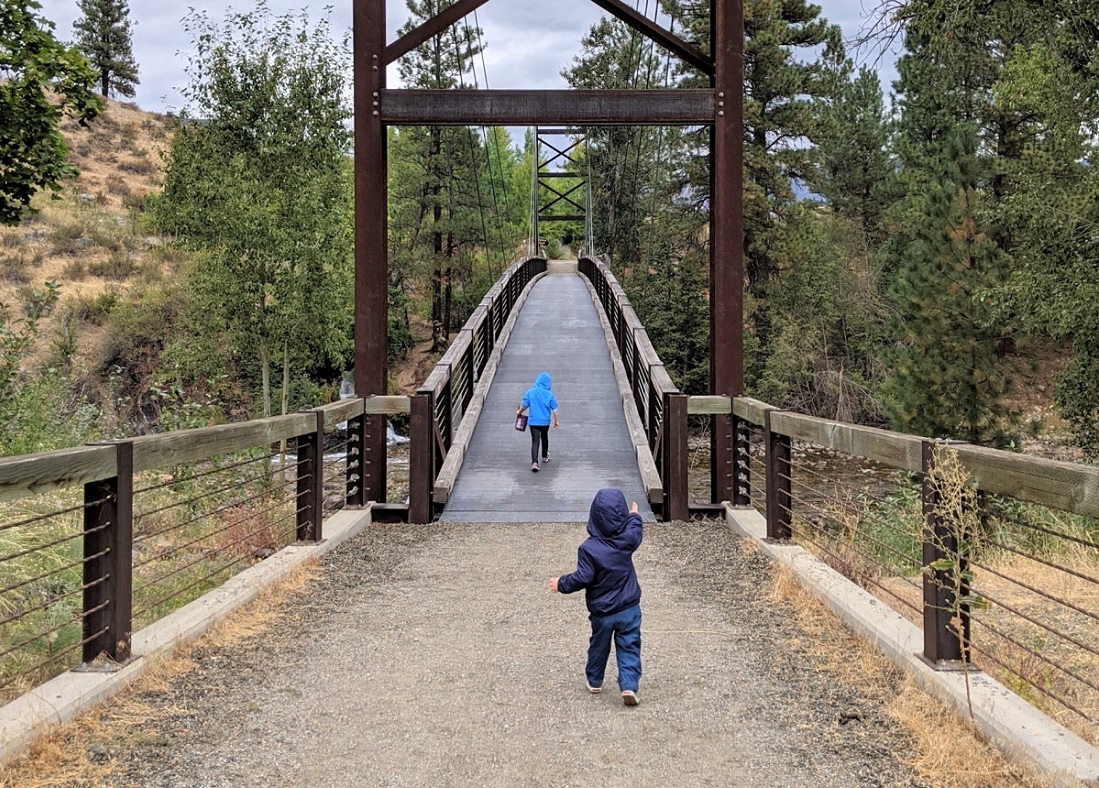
left=0, top=561, right=319, bottom=788
left=0, top=98, right=174, bottom=372
left=771, top=567, right=1053, bottom=788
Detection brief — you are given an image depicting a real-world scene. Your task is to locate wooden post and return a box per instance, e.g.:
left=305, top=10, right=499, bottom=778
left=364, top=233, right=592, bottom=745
left=921, top=441, right=969, bottom=665
left=663, top=393, right=689, bottom=521
left=83, top=441, right=133, bottom=665
left=409, top=391, right=433, bottom=524
left=296, top=411, right=325, bottom=542
left=764, top=410, right=792, bottom=540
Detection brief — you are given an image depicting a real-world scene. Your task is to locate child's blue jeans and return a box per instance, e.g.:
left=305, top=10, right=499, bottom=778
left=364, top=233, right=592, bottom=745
left=586, top=603, right=642, bottom=692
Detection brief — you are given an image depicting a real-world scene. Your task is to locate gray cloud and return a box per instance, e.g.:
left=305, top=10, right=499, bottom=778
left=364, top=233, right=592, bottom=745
left=35, top=0, right=897, bottom=112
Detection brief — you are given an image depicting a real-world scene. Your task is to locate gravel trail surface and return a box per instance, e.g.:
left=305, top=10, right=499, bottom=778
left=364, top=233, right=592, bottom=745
left=111, top=520, right=928, bottom=787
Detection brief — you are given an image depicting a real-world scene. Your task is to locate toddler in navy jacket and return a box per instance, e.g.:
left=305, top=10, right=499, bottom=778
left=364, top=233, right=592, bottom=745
left=548, top=488, right=643, bottom=706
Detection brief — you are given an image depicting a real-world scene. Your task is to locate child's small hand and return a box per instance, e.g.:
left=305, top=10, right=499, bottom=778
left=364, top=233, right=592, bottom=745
left=630, top=501, right=639, bottom=514
left=547, top=577, right=559, bottom=592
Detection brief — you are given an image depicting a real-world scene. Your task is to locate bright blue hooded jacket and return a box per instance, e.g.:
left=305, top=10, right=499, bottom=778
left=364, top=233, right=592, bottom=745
left=521, top=371, right=558, bottom=427
left=557, top=488, right=643, bottom=615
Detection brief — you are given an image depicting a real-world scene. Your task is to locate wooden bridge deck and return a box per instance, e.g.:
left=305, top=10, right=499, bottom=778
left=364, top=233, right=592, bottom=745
left=440, top=262, right=656, bottom=523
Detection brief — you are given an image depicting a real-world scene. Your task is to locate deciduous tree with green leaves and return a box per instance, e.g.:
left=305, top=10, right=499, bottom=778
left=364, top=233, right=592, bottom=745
left=0, top=0, right=103, bottom=225
left=73, top=0, right=139, bottom=98
left=153, top=3, right=353, bottom=420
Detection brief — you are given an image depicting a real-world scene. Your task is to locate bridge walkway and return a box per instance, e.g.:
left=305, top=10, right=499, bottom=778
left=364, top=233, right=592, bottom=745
left=441, top=261, right=654, bottom=523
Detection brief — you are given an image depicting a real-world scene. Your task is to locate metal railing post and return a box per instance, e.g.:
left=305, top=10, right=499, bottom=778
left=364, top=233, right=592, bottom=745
left=764, top=410, right=792, bottom=540
left=346, top=400, right=367, bottom=508
left=82, top=440, right=133, bottom=665
left=409, top=391, right=433, bottom=524
left=733, top=414, right=752, bottom=507
left=663, top=392, right=689, bottom=521
left=296, top=410, right=325, bottom=542
left=921, top=440, right=970, bottom=665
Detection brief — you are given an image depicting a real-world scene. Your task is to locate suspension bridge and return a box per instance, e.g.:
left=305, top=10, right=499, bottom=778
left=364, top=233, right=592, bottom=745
left=2, top=0, right=1099, bottom=785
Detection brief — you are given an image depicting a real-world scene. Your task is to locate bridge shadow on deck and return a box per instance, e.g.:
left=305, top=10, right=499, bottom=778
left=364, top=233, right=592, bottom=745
left=441, top=261, right=656, bottom=523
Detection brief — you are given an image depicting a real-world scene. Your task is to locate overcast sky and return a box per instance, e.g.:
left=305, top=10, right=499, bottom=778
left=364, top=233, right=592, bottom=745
left=36, top=0, right=900, bottom=115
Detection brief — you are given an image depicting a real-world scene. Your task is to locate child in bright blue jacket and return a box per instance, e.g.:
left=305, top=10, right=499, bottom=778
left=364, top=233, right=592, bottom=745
left=517, top=371, right=559, bottom=472
left=548, top=487, right=643, bottom=706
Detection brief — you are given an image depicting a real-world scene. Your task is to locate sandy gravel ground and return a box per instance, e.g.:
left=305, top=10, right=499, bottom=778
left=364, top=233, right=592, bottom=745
left=108, top=520, right=929, bottom=788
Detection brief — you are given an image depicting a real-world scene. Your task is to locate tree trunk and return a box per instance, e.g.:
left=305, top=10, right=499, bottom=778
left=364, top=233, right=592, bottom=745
left=281, top=340, right=290, bottom=416
left=279, top=340, right=291, bottom=488
left=260, top=344, right=271, bottom=419
left=444, top=230, right=454, bottom=340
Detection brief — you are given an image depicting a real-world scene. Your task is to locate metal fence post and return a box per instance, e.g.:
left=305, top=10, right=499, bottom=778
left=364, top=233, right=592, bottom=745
left=82, top=440, right=133, bottom=665
left=764, top=410, right=792, bottom=540
left=409, top=391, right=433, bottom=524
left=921, top=440, right=969, bottom=665
left=733, top=414, right=752, bottom=507
left=296, top=411, right=325, bottom=542
left=345, top=400, right=367, bottom=508
left=663, top=392, right=689, bottom=521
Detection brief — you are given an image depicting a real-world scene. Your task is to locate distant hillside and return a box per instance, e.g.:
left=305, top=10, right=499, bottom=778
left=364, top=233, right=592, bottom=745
left=0, top=99, right=176, bottom=365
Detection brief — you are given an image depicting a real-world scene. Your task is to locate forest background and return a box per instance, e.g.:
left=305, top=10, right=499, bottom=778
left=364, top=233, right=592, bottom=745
left=3, top=0, right=1099, bottom=464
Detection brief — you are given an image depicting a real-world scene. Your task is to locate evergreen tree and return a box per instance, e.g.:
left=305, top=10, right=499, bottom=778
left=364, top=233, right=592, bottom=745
left=881, top=131, right=1014, bottom=444
left=393, top=0, right=512, bottom=349
left=73, top=0, right=139, bottom=98
left=814, top=66, right=891, bottom=246
left=988, top=13, right=1099, bottom=456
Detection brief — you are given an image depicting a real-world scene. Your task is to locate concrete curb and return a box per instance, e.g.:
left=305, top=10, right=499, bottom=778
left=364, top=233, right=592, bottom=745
left=0, top=505, right=373, bottom=767
left=724, top=504, right=1099, bottom=788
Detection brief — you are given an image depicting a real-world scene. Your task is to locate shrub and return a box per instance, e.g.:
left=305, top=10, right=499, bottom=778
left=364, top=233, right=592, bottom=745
left=61, top=259, right=87, bottom=280
left=88, top=252, right=136, bottom=281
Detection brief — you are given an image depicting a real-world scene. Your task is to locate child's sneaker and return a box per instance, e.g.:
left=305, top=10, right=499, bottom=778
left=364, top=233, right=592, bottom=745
left=586, top=683, right=602, bottom=694
left=622, top=690, right=639, bottom=706
left=542, top=453, right=550, bottom=463
left=531, top=463, right=539, bottom=472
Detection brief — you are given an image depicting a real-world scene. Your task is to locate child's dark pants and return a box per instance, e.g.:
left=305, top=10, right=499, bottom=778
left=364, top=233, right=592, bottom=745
left=530, top=425, right=549, bottom=463
left=585, top=603, right=642, bottom=692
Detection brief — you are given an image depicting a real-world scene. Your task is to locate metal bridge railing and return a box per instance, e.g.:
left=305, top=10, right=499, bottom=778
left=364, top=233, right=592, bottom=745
left=410, top=256, right=548, bottom=522
left=0, top=398, right=363, bottom=703
left=577, top=255, right=688, bottom=520
left=734, top=396, right=1099, bottom=746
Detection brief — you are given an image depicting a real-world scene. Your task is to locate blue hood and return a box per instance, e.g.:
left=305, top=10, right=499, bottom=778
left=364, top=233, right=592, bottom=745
left=587, top=488, right=630, bottom=540
left=535, top=371, right=552, bottom=390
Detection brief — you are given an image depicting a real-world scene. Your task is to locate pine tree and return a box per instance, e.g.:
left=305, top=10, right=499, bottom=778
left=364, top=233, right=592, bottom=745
left=394, top=0, right=493, bottom=349
left=73, top=0, right=139, bottom=98
left=814, top=66, right=891, bottom=246
left=881, top=131, right=1014, bottom=444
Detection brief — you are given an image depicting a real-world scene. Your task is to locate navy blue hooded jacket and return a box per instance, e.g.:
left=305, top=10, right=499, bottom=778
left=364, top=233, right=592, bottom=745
left=557, top=488, right=643, bottom=615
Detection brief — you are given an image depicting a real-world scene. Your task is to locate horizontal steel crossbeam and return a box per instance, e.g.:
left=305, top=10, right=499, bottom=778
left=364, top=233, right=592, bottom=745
left=380, top=89, right=715, bottom=126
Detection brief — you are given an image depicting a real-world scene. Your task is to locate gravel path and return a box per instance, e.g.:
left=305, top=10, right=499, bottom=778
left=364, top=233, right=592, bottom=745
left=109, top=520, right=928, bottom=787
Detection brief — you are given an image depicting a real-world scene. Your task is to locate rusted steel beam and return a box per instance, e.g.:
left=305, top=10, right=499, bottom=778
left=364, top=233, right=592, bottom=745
left=383, top=0, right=492, bottom=65
left=764, top=410, right=792, bottom=540
left=409, top=392, right=433, bottom=524
left=588, top=0, right=713, bottom=77
left=921, top=441, right=970, bottom=666
left=709, top=0, right=744, bottom=504
left=380, top=89, right=715, bottom=125
left=354, top=0, right=388, bottom=502
left=663, top=393, right=689, bottom=521
left=83, top=441, right=133, bottom=665
left=296, top=411, right=325, bottom=542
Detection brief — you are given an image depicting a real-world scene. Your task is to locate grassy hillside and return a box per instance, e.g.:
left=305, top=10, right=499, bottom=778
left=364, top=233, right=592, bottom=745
left=0, top=100, right=177, bottom=364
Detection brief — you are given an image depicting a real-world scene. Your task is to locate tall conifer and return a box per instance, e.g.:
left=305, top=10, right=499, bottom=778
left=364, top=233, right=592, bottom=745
left=73, top=0, right=139, bottom=99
